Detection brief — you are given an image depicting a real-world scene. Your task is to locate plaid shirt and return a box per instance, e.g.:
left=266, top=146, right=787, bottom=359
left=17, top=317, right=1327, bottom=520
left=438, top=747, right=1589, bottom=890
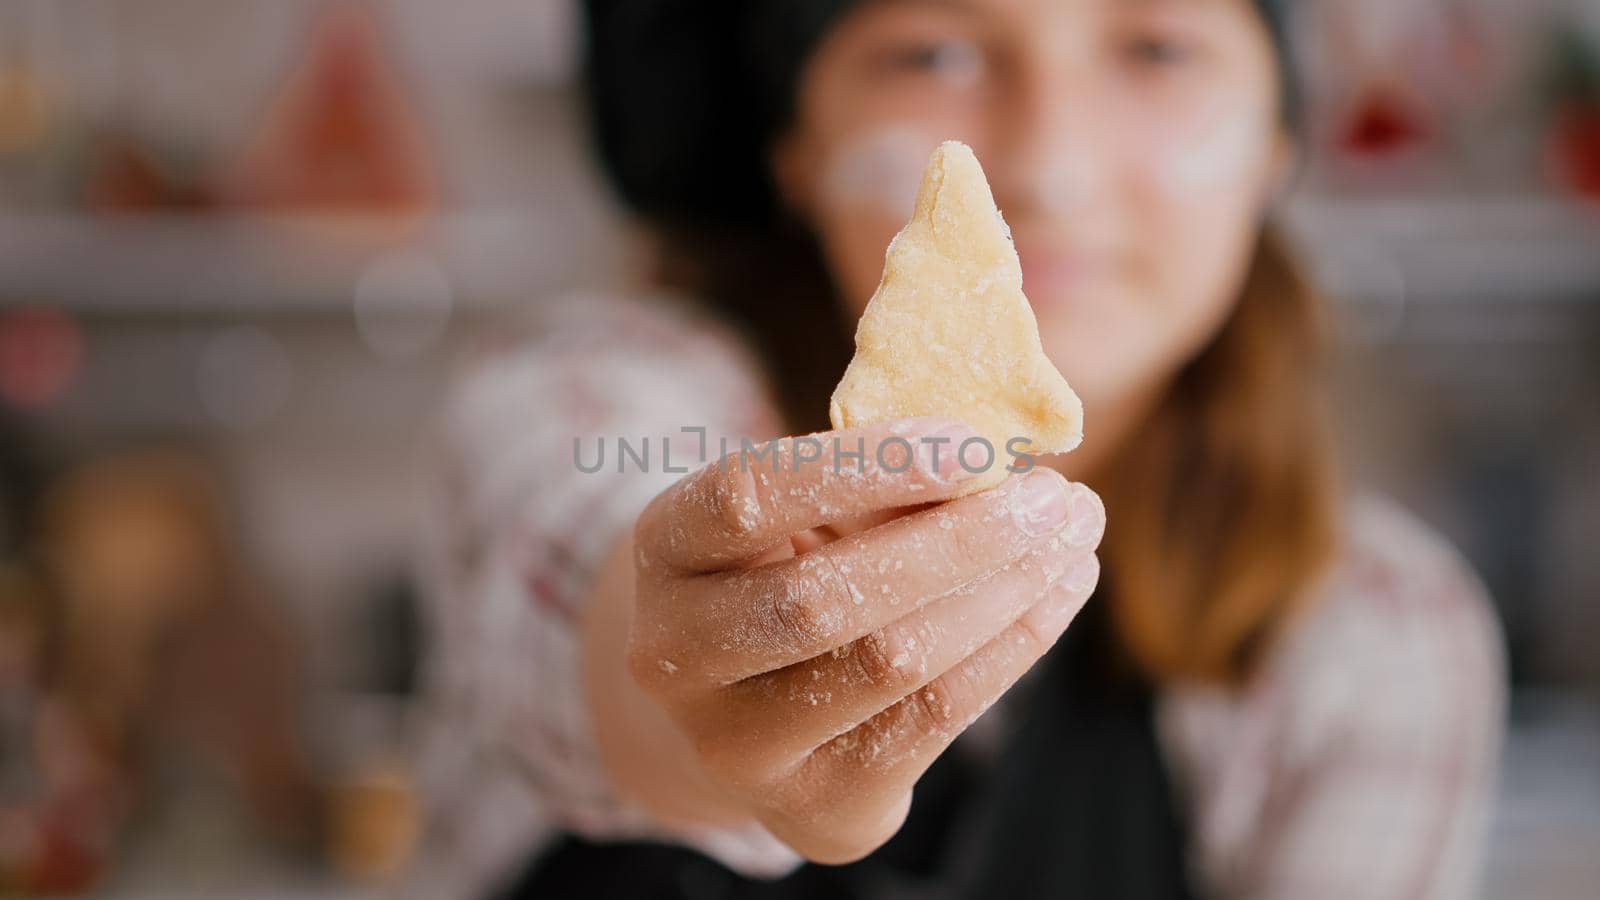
left=409, top=293, right=1505, bottom=900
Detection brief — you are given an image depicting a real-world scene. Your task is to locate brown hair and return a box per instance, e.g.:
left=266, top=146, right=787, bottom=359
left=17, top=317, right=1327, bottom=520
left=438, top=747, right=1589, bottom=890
left=1093, top=228, right=1342, bottom=686
left=654, top=221, right=1342, bottom=688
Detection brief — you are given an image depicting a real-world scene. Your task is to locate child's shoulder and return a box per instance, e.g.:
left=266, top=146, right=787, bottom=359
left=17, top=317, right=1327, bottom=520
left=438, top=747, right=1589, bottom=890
left=1260, top=491, right=1507, bottom=746
left=441, top=288, right=780, bottom=457
left=1290, top=492, right=1503, bottom=661
left=475, top=288, right=759, bottom=370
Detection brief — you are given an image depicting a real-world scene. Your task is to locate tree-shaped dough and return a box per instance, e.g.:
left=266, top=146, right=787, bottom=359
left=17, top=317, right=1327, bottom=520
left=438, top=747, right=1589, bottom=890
left=830, top=141, right=1083, bottom=493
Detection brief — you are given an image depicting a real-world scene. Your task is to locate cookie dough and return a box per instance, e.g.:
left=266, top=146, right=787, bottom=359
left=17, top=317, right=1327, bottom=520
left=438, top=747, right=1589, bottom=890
left=829, top=140, right=1083, bottom=492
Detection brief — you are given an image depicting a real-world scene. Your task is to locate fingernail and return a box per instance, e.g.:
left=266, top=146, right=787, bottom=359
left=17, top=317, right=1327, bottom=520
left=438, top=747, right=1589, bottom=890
left=917, top=423, right=983, bottom=482
left=1043, top=567, right=1092, bottom=620
left=1064, top=483, right=1104, bottom=547
left=1011, top=469, right=1071, bottom=537
left=1061, top=552, right=1100, bottom=595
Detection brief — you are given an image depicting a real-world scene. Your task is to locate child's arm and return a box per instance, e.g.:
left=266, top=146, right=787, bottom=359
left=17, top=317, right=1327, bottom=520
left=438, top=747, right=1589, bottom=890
left=415, top=297, right=797, bottom=888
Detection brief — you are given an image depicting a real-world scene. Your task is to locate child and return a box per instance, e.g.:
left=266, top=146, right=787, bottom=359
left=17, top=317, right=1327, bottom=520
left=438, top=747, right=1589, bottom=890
left=420, top=2, right=1505, bottom=897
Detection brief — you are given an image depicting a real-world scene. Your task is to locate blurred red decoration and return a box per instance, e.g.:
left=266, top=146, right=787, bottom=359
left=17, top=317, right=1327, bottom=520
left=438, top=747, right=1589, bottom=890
left=1545, top=20, right=1600, bottom=202
left=82, top=134, right=214, bottom=213
left=1340, top=86, right=1433, bottom=157
left=0, top=308, right=83, bottom=412
left=223, top=0, right=437, bottom=222
left=1549, top=104, right=1600, bottom=201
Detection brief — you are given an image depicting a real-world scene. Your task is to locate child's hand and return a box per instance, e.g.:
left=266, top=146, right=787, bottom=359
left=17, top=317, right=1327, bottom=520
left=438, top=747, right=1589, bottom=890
left=627, top=419, right=1104, bottom=863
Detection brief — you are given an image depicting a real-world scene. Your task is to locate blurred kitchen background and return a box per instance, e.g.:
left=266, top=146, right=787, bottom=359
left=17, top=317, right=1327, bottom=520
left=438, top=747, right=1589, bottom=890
left=0, top=0, right=1596, bottom=897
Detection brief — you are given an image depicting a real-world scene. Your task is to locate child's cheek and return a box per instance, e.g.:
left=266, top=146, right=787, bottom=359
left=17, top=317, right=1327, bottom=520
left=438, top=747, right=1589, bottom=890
left=817, top=125, right=944, bottom=221
left=1125, top=93, right=1275, bottom=197
left=813, top=125, right=947, bottom=312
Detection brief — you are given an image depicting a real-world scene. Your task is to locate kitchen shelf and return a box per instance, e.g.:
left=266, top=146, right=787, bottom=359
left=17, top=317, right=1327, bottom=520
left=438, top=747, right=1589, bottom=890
left=3, top=190, right=1599, bottom=318
left=0, top=208, right=624, bottom=317
left=1281, top=189, right=1600, bottom=304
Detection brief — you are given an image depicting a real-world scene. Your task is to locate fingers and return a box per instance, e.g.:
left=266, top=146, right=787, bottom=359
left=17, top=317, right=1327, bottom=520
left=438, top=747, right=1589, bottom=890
left=761, top=560, right=1096, bottom=858
left=635, top=418, right=998, bottom=573
left=650, top=469, right=1103, bottom=684
left=706, top=543, right=1101, bottom=771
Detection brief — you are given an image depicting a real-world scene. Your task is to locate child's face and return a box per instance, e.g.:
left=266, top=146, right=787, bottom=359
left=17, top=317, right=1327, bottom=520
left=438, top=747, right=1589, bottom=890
left=774, top=0, right=1289, bottom=420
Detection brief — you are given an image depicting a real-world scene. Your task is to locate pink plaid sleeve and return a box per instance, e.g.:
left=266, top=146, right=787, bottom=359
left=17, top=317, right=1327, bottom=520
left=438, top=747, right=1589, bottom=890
left=1163, top=494, right=1507, bottom=900
left=411, top=292, right=800, bottom=897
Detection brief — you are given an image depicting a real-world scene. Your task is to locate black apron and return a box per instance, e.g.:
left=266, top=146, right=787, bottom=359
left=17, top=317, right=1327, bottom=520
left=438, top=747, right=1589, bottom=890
left=497, top=590, right=1197, bottom=899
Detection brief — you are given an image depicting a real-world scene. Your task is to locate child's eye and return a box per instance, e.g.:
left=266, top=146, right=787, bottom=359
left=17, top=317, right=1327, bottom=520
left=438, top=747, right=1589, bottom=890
left=1122, top=35, right=1197, bottom=68
left=882, top=38, right=986, bottom=85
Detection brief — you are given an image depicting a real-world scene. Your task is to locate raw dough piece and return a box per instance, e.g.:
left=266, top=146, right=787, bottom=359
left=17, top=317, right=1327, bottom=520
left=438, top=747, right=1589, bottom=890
left=829, top=140, right=1083, bottom=492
